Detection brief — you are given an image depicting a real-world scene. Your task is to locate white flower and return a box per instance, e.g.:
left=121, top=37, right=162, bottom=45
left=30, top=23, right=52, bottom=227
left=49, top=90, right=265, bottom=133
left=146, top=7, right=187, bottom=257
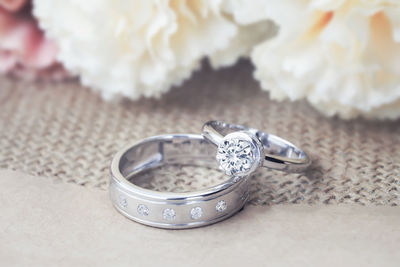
left=238, top=0, right=400, bottom=119
left=33, top=0, right=270, bottom=100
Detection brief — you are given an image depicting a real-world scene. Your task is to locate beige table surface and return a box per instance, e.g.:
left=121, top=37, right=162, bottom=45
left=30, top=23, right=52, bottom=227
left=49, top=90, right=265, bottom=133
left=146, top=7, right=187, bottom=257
left=1, top=169, right=400, bottom=267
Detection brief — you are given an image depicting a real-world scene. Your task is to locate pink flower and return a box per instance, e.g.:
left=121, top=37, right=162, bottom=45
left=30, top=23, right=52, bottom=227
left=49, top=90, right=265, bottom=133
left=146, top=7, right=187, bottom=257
left=0, top=0, right=26, bottom=12
left=0, top=0, right=69, bottom=80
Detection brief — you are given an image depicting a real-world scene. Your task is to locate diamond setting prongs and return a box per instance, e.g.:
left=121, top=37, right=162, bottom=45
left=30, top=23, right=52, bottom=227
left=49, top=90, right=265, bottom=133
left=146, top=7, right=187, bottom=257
left=137, top=204, right=149, bottom=216
left=190, top=207, right=203, bottom=220
left=216, top=131, right=263, bottom=177
left=216, top=200, right=227, bottom=212
left=163, top=208, right=176, bottom=221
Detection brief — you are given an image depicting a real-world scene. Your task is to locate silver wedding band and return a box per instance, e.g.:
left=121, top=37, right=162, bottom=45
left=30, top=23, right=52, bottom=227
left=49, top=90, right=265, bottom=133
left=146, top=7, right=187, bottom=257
left=110, top=134, right=250, bottom=229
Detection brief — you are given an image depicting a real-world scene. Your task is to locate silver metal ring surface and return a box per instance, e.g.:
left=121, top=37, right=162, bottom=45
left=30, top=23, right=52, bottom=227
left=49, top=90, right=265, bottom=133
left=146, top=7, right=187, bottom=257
left=202, top=120, right=312, bottom=176
left=109, top=134, right=250, bottom=229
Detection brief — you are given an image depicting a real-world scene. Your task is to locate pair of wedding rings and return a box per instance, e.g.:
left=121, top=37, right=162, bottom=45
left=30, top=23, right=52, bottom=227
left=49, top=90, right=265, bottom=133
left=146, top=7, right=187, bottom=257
left=109, top=120, right=311, bottom=229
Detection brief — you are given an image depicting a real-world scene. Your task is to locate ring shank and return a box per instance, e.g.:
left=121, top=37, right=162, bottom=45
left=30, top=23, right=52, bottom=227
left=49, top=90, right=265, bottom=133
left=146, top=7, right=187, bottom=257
left=110, top=134, right=250, bottom=229
left=119, top=135, right=218, bottom=180
left=202, top=121, right=311, bottom=172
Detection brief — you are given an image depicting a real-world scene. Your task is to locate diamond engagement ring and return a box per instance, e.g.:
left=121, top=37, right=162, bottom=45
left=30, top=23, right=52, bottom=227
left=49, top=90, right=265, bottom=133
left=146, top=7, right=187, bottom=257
left=202, top=120, right=312, bottom=176
left=110, top=134, right=250, bottom=229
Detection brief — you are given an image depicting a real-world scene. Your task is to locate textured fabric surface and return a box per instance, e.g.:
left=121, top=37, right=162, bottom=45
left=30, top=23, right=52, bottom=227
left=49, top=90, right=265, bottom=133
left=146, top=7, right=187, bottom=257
left=0, top=61, right=399, bottom=205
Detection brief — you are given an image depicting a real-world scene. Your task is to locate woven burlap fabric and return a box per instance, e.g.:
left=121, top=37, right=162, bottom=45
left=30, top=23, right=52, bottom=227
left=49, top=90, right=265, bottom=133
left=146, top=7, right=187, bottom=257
left=1, top=61, right=399, bottom=205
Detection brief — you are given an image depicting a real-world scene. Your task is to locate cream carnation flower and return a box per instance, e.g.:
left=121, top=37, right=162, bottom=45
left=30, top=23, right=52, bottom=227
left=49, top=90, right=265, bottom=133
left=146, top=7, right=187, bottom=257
left=241, top=0, right=400, bottom=119
left=33, top=0, right=270, bottom=100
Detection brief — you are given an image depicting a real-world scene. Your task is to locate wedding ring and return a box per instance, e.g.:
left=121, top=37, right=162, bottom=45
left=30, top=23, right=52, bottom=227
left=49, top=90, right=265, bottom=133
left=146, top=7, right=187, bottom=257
left=202, top=120, right=311, bottom=176
left=110, top=134, right=250, bottom=229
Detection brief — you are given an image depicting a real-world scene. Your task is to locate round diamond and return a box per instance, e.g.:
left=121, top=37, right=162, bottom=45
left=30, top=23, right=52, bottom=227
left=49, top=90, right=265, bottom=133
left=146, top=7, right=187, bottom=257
left=216, top=200, right=227, bottom=212
left=118, top=195, right=127, bottom=208
left=137, top=204, right=149, bottom=216
left=217, top=137, right=256, bottom=176
left=163, top=208, right=176, bottom=221
left=190, top=207, right=203, bottom=220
